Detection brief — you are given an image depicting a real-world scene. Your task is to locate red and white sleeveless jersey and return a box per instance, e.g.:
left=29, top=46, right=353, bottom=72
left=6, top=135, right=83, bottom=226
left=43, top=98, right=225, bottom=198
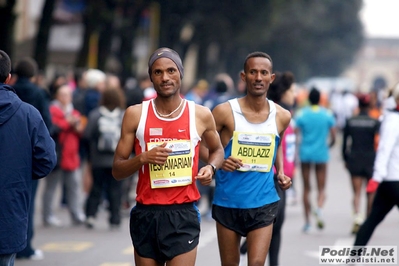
left=134, top=99, right=201, bottom=205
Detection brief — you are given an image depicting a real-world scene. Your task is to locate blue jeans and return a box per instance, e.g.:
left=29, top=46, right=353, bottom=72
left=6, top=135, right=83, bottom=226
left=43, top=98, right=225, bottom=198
left=0, top=253, right=16, bottom=266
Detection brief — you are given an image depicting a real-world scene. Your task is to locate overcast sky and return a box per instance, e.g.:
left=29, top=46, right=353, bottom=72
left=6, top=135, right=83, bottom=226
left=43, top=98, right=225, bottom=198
left=361, top=0, right=399, bottom=38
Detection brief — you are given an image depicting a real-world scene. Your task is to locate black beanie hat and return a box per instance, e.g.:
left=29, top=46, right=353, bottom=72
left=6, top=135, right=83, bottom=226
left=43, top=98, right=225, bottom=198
left=148, top=47, right=184, bottom=81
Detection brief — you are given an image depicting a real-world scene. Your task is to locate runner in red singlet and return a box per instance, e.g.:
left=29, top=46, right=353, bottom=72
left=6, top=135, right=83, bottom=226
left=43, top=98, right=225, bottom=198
left=112, top=47, right=224, bottom=266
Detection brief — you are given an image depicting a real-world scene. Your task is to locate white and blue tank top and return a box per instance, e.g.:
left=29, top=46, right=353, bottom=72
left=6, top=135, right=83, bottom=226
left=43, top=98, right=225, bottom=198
left=213, top=98, right=280, bottom=208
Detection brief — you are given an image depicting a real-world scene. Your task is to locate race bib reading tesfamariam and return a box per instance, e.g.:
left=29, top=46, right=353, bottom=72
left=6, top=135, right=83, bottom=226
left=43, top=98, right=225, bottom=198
left=231, top=131, right=276, bottom=172
left=147, top=140, right=193, bottom=188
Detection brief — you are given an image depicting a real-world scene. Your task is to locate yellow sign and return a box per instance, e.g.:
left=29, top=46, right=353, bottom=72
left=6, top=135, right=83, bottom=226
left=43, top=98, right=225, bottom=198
left=147, top=140, right=193, bottom=188
left=231, top=131, right=276, bottom=172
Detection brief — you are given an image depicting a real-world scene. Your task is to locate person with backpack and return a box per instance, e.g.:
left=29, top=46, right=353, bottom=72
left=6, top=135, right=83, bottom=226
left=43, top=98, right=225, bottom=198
left=84, top=86, right=126, bottom=229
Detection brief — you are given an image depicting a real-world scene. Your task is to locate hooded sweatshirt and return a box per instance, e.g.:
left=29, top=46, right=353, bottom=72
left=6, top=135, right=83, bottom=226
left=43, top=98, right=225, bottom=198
left=0, top=84, right=57, bottom=254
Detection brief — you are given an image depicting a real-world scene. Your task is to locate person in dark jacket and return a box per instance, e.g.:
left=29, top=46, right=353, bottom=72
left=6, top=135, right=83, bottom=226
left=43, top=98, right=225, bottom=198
left=83, top=68, right=106, bottom=117
left=84, top=86, right=125, bottom=229
left=0, top=50, right=57, bottom=266
left=12, top=57, right=52, bottom=130
left=12, top=57, right=53, bottom=260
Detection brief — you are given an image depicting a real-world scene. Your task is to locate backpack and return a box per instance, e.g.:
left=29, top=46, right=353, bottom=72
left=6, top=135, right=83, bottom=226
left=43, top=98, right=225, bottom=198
left=97, top=107, right=123, bottom=153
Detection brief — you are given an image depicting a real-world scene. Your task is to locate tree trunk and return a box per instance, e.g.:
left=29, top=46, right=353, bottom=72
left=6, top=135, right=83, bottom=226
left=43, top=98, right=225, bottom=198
left=0, top=0, right=16, bottom=57
left=33, top=0, right=56, bottom=71
left=97, top=21, right=113, bottom=71
left=117, top=0, right=146, bottom=81
left=75, top=0, right=98, bottom=68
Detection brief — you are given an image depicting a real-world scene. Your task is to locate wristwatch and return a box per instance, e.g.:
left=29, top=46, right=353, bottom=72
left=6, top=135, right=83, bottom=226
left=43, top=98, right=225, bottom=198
left=208, top=163, right=217, bottom=175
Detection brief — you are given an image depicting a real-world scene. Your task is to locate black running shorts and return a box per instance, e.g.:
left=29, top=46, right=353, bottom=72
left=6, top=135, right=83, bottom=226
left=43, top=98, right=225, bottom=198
left=130, top=202, right=200, bottom=263
left=212, top=201, right=278, bottom=236
left=347, top=153, right=375, bottom=179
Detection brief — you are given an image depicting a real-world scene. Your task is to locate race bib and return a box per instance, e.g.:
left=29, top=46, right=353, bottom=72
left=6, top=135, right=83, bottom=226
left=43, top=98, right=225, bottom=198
left=147, top=140, right=193, bottom=188
left=231, top=131, right=276, bottom=172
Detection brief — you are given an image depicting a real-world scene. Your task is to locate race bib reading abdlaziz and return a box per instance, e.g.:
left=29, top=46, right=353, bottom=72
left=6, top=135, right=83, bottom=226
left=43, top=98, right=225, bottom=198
left=231, top=131, right=276, bottom=172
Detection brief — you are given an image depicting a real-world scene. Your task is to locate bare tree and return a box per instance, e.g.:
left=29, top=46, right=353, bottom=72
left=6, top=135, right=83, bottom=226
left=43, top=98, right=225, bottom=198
left=34, top=0, right=56, bottom=70
left=0, top=0, right=16, bottom=56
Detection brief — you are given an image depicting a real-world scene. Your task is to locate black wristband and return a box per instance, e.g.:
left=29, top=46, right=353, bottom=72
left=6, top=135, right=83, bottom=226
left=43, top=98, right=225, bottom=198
left=208, top=163, right=217, bottom=175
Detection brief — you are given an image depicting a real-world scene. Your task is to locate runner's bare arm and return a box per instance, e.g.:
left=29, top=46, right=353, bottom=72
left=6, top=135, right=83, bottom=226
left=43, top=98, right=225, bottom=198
left=112, top=105, right=172, bottom=180
left=212, top=102, right=243, bottom=171
left=212, top=102, right=234, bottom=146
left=195, top=105, right=224, bottom=185
left=275, top=105, right=292, bottom=189
left=275, top=139, right=291, bottom=190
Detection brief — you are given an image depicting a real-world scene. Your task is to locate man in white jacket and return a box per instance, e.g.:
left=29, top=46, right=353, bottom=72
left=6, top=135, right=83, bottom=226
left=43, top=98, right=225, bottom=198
left=354, top=83, right=399, bottom=246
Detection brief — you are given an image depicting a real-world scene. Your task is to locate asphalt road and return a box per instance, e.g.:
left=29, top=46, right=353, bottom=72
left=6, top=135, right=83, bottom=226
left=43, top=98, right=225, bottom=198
left=15, top=136, right=399, bottom=266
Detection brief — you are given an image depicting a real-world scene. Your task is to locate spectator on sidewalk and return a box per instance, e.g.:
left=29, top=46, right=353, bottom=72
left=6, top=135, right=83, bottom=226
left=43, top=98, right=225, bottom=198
left=84, top=69, right=106, bottom=117
left=12, top=57, right=53, bottom=261
left=0, top=50, right=57, bottom=266
left=42, top=84, right=86, bottom=227
left=84, top=86, right=125, bottom=230
left=184, top=79, right=209, bottom=105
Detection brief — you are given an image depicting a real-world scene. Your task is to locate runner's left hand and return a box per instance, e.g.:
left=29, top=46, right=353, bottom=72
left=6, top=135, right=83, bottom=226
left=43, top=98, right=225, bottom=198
left=277, top=174, right=292, bottom=190
left=195, top=165, right=213, bottom=186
